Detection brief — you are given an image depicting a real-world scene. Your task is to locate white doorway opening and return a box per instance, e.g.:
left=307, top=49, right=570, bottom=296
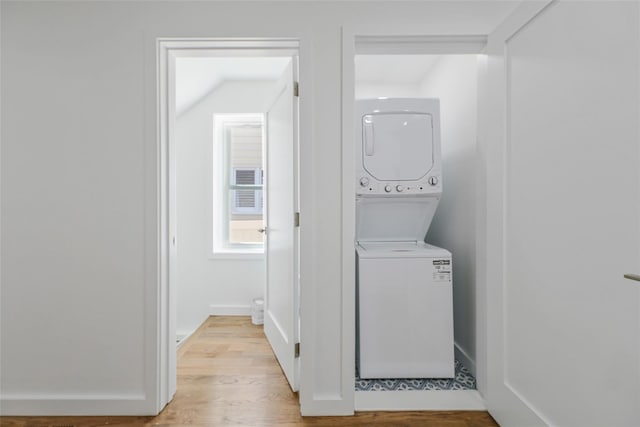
left=342, top=34, right=488, bottom=411
left=157, top=39, right=302, bottom=410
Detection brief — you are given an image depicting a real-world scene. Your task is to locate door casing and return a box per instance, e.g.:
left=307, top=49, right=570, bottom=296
left=341, top=32, right=489, bottom=411
left=157, top=38, right=303, bottom=413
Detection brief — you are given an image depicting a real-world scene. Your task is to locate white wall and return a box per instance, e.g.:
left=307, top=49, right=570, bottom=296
left=0, top=0, right=519, bottom=416
left=421, top=55, right=478, bottom=375
left=355, top=82, right=420, bottom=99
left=1, top=2, right=149, bottom=414
left=175, top=81, right=274, bottom=337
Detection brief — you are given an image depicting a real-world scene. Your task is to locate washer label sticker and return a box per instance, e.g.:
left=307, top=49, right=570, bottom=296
left=433, top=259, right=452, bottom=282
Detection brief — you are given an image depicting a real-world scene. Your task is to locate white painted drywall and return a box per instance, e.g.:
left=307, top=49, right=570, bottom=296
left=175, top=81, right=275, bottom=337
left=421, top=55, right=479, bottom=375
left=1, top=1, right=149, bottom=413
left=355, top=82, right=420, bottom=99
left=0, top=0, right=520, bottom=416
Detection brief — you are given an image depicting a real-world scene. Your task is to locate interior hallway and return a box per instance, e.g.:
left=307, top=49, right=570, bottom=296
left=0, top=317, right=498, bottom=426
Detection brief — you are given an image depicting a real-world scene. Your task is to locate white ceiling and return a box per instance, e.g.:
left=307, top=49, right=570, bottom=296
left=175, top=57, right=291, bottom=115
left=176, top=54, right=444, bottom=114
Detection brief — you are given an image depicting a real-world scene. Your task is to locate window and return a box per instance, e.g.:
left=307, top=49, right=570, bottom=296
left=231, top=168, right=263, bottom=215
left=211, top=114, right=265, bottom=256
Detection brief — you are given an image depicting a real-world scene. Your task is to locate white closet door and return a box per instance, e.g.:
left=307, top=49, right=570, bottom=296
left=483, top=1, right=640, bottom=425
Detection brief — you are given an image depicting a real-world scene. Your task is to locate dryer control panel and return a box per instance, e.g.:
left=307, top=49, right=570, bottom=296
left=356, top=174, right=441, bottom=195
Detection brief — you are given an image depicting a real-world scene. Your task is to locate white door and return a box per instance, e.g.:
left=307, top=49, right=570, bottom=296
left=483, top=1, right=640, bottom=425
left=264, top=58, right=300, bottom=391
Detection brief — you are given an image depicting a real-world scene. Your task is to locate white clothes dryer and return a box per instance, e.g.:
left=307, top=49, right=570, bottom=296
left=355, top=97, right=441, bottom=197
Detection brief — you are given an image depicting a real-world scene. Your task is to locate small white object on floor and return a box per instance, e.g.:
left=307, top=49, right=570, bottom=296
left=251, top=297, right=264, bottom=325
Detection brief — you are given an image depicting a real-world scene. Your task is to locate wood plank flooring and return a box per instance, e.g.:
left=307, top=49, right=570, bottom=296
left=0, top=316, right=498, bottom=426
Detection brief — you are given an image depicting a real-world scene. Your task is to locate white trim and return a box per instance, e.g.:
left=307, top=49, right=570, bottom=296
left=156, top=39, right=175, bottom=414
left=354, top=390, right=485, bottom=411
left=208, top=251, right=264, bottom=260
left=209, top=304, right=252, bottom=316
left=158, top=38, right=299, bottom=55
left=455, top=343, right=476, bottom=378
left=475, top=50, right=489, bottom=400
left=295, top=33, right=319, bottom=416
left=340, top=25, right=358, bottom=416
left=355, top=35, right=488, bottom=55
left=176, top=333, right=192, bottom=349
left=0, top=394, right=152, bottom=416
left=158, top=37, right=306, bottom=416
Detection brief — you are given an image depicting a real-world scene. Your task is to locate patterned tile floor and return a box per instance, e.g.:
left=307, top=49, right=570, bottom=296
left=355, top=360, right=476, bottom=391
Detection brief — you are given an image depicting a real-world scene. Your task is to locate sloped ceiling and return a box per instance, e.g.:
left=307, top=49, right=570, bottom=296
left=176, top=54, right=448, bottom=115
left=175, top=57, right=291, bottom=115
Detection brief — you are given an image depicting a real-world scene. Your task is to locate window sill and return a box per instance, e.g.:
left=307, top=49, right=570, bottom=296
left=209, top=250, right=264, bottom=260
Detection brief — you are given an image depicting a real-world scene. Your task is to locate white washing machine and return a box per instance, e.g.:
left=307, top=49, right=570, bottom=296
left=355, top=98, right=454, bottom=379
left=357, top=242, right=453, bottom=379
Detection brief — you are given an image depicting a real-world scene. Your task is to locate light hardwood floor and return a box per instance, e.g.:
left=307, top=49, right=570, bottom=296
left=0, top=316, right=498, bottom=426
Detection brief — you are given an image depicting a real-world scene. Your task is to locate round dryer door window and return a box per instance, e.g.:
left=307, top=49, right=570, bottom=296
left=361, top=112, right=434, bottom=181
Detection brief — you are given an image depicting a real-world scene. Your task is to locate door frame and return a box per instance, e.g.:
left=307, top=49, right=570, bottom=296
left=156, top=38, right=304, bottom=413
left=341, top=31, right=488, bottom=410
left=341, top=2, right=560, bottom=415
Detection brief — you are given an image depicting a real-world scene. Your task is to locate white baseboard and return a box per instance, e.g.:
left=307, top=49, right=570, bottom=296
left=209, top=304, right=251, bottom=316
left=354, top=390, right=485, bottom=411
left=176, top=328, right=197, bottom=349
left=454, top=342, right=476, bottom=377
left=0, top=393, right=155, bottom=416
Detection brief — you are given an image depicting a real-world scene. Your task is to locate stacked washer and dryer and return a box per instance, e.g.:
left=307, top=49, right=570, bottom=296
left=356, top=98, right=454, bottom=379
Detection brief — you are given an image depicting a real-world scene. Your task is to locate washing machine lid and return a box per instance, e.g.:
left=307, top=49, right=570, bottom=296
left=361, top=112, right=434, bottom=182
left=356, top=196, right=440, bottom=242
left=356, top=241, right=451, bottom=258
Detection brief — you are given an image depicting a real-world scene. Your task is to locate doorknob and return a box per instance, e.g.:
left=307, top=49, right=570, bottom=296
left=258, top=228, right=267, bottom=234
left=624, top=274, right=640, bottom=282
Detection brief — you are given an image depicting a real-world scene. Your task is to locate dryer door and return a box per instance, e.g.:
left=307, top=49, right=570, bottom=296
left=362, top=112, right=433, bottom=181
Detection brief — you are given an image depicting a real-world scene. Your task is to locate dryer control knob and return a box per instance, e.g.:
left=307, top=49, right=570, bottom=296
left=384, top=185, right=392, bottom=193
left=359, top=177, right=369, bottom=187
left=396, top=185, right=404, bottom=192
left=428, top=176, right=439, bottom=186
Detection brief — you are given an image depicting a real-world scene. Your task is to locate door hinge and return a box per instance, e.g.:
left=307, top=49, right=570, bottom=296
left=295, top=342, right=300, bottom=358
left=294, top=212, right=300, bottom=227
left=293, top=81, right=299, bottom=97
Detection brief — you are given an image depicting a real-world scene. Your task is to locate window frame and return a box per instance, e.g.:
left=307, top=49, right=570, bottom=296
left=210, top=113, right=265, bottom=258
